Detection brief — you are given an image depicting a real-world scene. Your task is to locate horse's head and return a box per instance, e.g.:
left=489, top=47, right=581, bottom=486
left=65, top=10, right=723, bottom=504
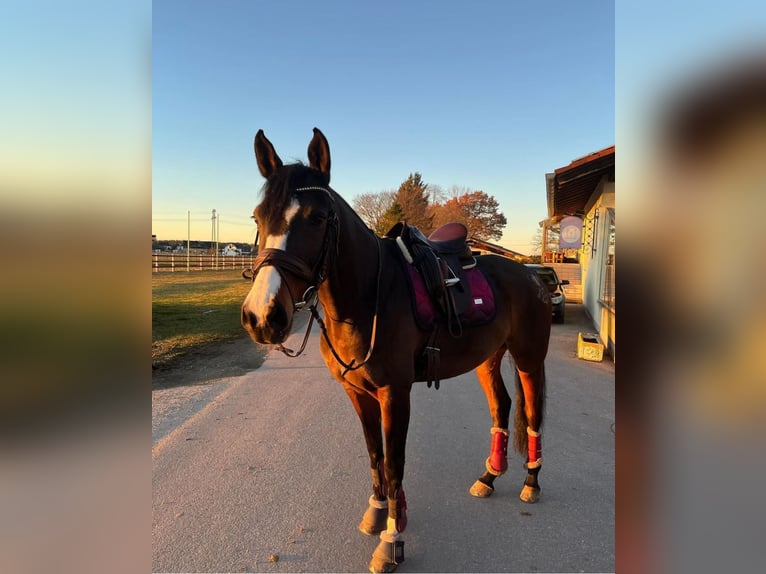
left=241, top=128, right=336, bottom=345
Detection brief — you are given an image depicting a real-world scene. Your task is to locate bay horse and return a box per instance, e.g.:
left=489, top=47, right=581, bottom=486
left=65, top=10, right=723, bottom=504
left=241, top=128, right=551, bottom=573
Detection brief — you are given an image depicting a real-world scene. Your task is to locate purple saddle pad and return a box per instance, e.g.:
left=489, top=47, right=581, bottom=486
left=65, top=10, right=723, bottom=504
left=405, top=264, right=496, bottom=331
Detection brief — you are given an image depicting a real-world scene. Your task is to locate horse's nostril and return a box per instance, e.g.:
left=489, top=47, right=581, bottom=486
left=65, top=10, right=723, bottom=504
left=242, top=308, right=259, bottom=328
left=266, top=304, right=288, bottom=331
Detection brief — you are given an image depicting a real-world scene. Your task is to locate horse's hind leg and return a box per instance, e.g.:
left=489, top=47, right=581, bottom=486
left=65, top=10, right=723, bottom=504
left=469, top=347, right=513, bottom=498
left=516, top=365, right=546, bottom=503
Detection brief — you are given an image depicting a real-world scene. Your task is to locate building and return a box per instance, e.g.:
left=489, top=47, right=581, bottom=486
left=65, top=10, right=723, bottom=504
left=221, top=243, right=242, bottom=256
left=545, top=145, right=615, bottom=357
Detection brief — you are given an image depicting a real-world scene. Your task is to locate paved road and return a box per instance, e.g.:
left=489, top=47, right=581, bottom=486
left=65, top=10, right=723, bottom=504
left=153, top=304, right=614, bottom=573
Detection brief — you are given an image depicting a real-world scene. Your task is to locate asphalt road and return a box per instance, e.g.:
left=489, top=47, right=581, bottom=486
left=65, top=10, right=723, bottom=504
left=152, top=304, right=614, bottom=573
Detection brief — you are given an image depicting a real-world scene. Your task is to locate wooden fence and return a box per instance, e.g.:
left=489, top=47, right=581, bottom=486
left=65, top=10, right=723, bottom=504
left=152, top=255, right=584, bottom=303
left=152, top=253, right=256, bottom=272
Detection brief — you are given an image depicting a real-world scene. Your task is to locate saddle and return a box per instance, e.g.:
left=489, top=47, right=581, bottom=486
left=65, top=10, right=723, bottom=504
left=387, top=221, right=497, bottom=389
left=386, top=221, right=476, bottom=338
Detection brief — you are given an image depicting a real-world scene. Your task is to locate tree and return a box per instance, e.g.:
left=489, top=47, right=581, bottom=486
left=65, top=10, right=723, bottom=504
left=432, top=190, right=507, bottom=241
left=377, top=201, right=406, bottom=235
left=392, top=172, right=433, bottom=234
left=352, top=191, right=395, bottom=232
left=531, top=224, right=560, bottom=258
left=351, top=178, right=507, bottom=240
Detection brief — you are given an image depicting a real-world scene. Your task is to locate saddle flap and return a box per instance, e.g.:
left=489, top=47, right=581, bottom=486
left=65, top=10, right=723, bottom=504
left=387, top=221, right=481, bottom=331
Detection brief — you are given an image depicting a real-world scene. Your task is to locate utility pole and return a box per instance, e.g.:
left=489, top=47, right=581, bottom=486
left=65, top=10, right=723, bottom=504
left=211, top=209, right=217, bottom=269
left=216, top=212, right=220, bottom=269
left=187, top=210, right=191, bottom=272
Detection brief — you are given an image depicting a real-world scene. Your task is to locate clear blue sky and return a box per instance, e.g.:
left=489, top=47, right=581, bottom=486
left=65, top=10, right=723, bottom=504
left=152, top=0, right=614, bottom=252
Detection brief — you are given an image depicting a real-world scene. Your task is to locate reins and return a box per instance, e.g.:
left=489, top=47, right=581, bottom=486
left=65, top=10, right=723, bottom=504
left=244, top=186, right=383, bottom=375
left=313, top=236, right=383, bottom=376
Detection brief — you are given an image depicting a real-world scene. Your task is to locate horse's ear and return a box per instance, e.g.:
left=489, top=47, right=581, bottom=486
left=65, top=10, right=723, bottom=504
left=307, top=127, right=331, bottom=183
left=254, top=129, right=283, bottom=178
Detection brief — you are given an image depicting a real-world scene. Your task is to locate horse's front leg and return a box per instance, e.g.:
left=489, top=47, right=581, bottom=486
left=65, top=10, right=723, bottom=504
left=342, top=385, right=388, bottom=536
left=369, top=385, right=411, bottom=574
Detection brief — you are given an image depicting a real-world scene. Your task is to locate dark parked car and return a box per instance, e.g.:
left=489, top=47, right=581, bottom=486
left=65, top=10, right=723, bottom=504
left=525, top=264, right=570, bottom=323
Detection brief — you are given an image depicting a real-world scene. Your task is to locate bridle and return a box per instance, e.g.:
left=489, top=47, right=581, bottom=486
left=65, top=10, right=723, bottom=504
left=243, top=186, right=382, bottom=374
left=244, top=187, right=338, bottom=304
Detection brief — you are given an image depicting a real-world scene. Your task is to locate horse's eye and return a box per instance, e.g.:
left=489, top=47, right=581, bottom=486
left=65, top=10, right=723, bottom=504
left=308, top=212, right=328, bottom=226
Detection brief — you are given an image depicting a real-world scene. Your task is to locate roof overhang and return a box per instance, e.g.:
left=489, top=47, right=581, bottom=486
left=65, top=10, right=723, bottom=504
left=546, top=145, right=615, bottom=223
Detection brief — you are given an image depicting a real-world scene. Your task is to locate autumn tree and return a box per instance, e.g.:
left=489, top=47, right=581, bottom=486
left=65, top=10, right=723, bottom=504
left=432, top=190, right=507, bottom=241
left=352, top=179, right=506, bottom=240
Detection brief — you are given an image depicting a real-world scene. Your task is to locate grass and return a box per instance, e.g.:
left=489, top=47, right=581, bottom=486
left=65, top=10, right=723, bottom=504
left=152, top=270, right=253, bottom=368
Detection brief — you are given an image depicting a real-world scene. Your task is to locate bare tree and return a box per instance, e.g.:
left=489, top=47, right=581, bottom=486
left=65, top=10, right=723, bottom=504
left=445, top=184, right=472, bottom=200
left=530, top=227, right=543, bottom=256
left=352, top=190, right=395, bottom=232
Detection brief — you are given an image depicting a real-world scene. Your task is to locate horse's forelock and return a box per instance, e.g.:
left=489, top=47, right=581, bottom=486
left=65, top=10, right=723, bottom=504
left=258, top=163, right=323, bottom=224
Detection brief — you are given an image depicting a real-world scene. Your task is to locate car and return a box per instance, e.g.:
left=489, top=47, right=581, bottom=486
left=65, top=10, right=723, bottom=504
left=525, top=264, right=570, bottom=323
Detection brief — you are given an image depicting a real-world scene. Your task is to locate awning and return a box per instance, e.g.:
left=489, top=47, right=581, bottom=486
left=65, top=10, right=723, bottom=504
left=546, top=145, right=615, bottom=222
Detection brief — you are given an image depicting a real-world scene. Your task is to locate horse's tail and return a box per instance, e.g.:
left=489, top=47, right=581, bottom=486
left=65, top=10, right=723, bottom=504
left=512, top=364, right=546, bottom=455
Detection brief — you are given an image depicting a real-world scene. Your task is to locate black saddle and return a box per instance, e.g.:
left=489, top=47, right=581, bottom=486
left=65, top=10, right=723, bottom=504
left=386, top=221, right=476, bottom=337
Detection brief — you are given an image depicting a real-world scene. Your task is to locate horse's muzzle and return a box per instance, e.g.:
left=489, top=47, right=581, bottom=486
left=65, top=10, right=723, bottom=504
left=241, top=301, right=292, bottom=344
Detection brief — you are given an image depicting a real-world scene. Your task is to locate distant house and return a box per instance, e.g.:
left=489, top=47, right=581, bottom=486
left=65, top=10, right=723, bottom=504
left=221, top=243, right=242, bottom=256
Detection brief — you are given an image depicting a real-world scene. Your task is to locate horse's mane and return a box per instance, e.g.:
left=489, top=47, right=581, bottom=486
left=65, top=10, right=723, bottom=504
left=258, top=162, right=328, bottom=223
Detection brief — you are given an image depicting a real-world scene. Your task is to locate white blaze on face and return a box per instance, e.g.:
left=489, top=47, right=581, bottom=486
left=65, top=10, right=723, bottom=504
left=243, top=199, right=301, bottom=325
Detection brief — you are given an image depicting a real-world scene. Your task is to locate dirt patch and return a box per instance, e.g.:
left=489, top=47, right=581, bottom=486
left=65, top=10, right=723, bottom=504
left=152, top=336, right=268, bottom=389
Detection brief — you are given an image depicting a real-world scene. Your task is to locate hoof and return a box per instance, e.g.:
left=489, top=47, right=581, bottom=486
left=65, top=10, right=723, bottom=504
left=369, top=535, right=404, bottom=573
left=469, top=479, right=494, bottom=498
left=359, top=505, right=388, bottom=536
left=519, top=484, right=540, bottom=503
left=369, top=557, right=399, bottom=573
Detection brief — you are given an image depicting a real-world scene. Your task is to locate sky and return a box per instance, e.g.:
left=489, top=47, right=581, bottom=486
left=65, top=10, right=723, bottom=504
left=152, top=0, right=615, bottom=252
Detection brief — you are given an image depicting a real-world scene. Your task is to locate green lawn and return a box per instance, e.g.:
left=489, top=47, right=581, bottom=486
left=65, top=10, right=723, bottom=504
left=152, top=270, right=253, bottom=367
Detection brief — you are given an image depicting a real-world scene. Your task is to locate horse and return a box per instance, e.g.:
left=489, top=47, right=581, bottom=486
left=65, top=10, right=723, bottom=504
left=241, top=128, right=551, bottom=573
